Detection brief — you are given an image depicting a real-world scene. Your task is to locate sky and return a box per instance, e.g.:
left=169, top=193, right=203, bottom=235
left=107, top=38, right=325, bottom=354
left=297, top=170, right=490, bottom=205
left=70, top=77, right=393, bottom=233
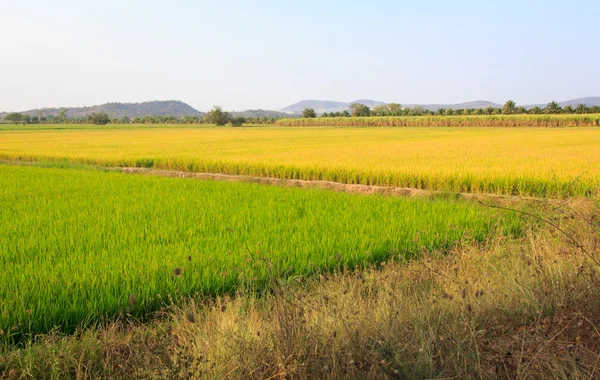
left=1, top=0, right=599, bottom=112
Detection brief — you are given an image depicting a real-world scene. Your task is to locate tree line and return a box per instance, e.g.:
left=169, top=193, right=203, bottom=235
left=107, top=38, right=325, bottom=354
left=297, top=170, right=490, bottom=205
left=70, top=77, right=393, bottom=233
left=2, top=106, right=282, bottom=126
left=303, top=101, right=600, bottom=118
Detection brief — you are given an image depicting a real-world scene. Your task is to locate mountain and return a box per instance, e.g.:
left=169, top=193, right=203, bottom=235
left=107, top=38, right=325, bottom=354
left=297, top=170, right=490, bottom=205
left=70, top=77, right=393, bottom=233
left=1, top=100, right=203, bottom=119
left=280, top=100, right=349, bottom=115
left=230, top=109, right=292, bottom=118
left=401, top=101, right=502, bottom=111
left=280, top=99, right=502, bottom=114
left=558, top=97, right=600, bottom=108
left=349, top=99, right=388, bottom=108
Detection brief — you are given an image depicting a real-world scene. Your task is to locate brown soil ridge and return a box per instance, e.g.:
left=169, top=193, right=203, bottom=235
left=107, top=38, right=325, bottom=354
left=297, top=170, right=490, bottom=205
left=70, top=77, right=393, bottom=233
left=116, top=167, right=545, bottom=203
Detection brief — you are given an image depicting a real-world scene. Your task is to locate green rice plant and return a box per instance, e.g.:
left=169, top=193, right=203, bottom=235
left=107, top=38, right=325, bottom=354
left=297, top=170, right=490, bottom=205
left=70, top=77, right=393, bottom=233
left=0, top=165, right=521, bottom=341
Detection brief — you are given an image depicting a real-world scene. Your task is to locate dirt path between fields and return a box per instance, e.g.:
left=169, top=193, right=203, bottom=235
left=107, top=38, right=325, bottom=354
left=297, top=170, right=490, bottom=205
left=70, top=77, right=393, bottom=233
left=0, top=159, right=551, bottom=202
left=115, top=167, right=548, bottom=204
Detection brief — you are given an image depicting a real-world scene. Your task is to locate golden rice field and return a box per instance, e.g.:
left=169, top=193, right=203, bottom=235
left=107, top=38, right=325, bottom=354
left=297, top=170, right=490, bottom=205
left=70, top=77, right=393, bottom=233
left=1, top=125, right=600, bottom=197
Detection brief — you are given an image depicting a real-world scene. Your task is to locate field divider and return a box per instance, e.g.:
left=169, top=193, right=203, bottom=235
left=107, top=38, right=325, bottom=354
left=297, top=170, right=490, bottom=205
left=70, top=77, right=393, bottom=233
left=113, top=166, right=552, bottom=203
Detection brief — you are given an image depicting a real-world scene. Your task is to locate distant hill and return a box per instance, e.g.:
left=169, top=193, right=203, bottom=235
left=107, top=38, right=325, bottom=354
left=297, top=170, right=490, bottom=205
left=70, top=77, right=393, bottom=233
left=280, top=99, right=503, bottom=114
left=525, top=97, right=600, bottom=109
left=280, top=98, right=600, bottom=114
left=1, top=100, right=203, bottom=119
left=402, top=101, right=502, bottom=111
left=280, top=100, right=349, bottom=115
left=230, top=109, right=292, bottom=118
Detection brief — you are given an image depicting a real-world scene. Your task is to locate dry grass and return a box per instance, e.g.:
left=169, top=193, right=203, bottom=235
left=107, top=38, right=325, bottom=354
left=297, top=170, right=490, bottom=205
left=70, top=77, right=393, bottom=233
left=1, top=200, right=599, bottom=379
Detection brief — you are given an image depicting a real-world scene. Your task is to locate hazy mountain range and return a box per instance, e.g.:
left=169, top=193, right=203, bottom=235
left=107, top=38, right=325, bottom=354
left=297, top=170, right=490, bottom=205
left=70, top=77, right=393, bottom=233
left=0, top=101, right=291, bottom=119
left=0, top=101, right=202, bottom=119
left=280, top=97, right=600, bottom=114
left=2, top=97, right=600, bottom=119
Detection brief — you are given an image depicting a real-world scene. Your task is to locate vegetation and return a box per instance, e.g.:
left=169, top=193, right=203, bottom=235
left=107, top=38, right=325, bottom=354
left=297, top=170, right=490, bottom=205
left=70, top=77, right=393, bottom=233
left=302, top=107, right=316, bottom=118
left=1, top=126, right=600, bottom=198
left=349, top=103, right=371, bottom=117
left=0, top=164, right=519, bottom=341
left=1, top=199, right=598, bottom=378
left=318, top=101, right=600, bottom=118
left=203, top=106, right=230, bottom=126
left=230, top=116, right=246, bottom=127
left=87, top=112, right=110, bottom=125
left=276, top=113, right=600, bottom=127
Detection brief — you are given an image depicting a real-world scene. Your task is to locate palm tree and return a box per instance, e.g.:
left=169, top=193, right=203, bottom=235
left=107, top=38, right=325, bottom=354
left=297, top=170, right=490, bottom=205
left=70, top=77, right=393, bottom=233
left=529, top=106, right=542, bottom=114
left=516, top=106, right=527, bottom=114
left=502, top=100, right=517, bottom=115
left=576, top=104, right=588, bottom=114
left=563, top=105, right=574, bottom=114
left=545, top=101, right=562, bottom=114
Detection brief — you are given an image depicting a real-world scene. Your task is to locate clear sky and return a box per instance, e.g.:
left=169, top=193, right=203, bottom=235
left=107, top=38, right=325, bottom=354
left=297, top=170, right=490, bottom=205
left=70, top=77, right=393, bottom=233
left=1, top=0, right=599, bottom=112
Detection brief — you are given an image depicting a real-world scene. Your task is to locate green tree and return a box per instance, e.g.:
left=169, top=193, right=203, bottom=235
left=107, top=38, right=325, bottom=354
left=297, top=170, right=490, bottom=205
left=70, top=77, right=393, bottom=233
left=4, top=112, right=22, bottom=123
left=387, top=103, right=402, bottom=116
left=302, top=108, right=316, bottom=118
left=545, top=101, right=562, bottom=114
left=230, top=116, right=246, bottom=127
left=88, top=112, right=110, bottom=125
left=349, top=103, right=371, bottom=117
left=502, top=100, right=516, bottom=115
left=204, top=106, right=230, bottom=126
left=563, top=105, right=574, bottom=114
left=58, top=109, right=67, bottom=123
left=575, top=104, right=589, bottom=114
left=411, top=106, right=426, bottom=116
left=528, top=106, right=542, bottom=114
left=436, top=108, right=446, bottom=116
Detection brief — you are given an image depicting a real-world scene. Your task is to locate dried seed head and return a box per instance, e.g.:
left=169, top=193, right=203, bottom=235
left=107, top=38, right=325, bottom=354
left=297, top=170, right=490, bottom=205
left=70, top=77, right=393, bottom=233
left=128, top=294, right=138, bottom=307
left=461, top=289, right=467, bottom=299
left=172, top=267, right=182, bottom=277
left=221, top=304, right=227, bottom=312
left=184, top=310, right=196, bottom=324
left=466, top=304, right=473, bottom=312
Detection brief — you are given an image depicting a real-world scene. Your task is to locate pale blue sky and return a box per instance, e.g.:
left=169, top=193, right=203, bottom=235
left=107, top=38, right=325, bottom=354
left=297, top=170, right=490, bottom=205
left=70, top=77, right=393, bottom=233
left=1, top=0, right=598, bottom=112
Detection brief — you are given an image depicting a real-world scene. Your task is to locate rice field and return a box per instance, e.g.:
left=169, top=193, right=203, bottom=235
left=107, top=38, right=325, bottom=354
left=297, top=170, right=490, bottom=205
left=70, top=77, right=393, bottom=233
left=1, top=126, right=599, bottom=197
left=0, top=164, right=521, bottom=341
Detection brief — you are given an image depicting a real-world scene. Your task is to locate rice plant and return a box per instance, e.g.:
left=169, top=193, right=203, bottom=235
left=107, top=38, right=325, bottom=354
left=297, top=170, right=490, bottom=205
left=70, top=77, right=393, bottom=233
left=0, top=164, right=521, bottom=341
left=1, top=126, right=599, bottom=197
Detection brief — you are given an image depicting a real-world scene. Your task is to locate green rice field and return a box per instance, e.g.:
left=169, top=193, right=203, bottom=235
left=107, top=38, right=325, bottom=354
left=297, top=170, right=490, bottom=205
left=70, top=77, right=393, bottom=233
left=0, top=164, right=521, bottom=341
